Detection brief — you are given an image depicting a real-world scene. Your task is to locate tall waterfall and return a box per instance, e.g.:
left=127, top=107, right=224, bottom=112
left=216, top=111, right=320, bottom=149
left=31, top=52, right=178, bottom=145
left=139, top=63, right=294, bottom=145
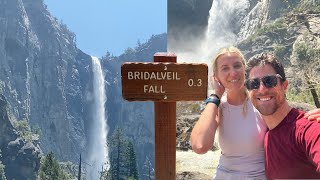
left=170, top=0, right=250, bottom=91
left=174, top=0, right=250, bottom=66
left=205, top=0, right=249, bottom=61
left=87, top=56, right=109, bottom=179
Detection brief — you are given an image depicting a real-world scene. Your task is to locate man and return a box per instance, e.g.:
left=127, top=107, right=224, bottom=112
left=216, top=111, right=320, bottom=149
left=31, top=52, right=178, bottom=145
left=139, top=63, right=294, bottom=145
left=245, top=53, right=320, bottom=179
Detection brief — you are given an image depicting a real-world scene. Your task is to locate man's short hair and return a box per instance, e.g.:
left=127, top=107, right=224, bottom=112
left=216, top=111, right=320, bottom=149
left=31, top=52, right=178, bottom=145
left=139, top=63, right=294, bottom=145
left=245, top=53, right=286, bottom=82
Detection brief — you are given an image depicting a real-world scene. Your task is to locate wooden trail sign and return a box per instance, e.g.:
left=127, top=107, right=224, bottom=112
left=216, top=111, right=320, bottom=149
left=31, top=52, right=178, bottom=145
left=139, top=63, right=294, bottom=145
left=121, top=52, right=208, bottom=180
left=121, top=62, right=207, bottom=101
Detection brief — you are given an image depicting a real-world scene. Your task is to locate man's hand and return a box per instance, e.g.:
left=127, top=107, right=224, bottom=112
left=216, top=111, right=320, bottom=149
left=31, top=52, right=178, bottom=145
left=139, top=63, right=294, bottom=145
left=304, top=109, right=320, bottom=122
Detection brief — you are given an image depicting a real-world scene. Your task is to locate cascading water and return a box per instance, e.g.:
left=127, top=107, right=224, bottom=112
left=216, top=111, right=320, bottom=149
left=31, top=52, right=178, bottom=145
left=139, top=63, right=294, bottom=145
left=174, top=0, right=250, bottom=65
left=171, top=0, right=250, bottom=91
left=205, top=0, right=250, bottom=60
left=87, top=56, right=109, bottom=180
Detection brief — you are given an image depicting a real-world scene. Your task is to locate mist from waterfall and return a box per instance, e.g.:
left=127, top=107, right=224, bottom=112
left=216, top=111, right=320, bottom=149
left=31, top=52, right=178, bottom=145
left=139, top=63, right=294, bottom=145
left=172, top=0, right=250, bottom=68
left=87, top=56, right=109, bottom=180
left=204, top=0, right=249, bottom=61
left=167, top=0, right=250, bottom=94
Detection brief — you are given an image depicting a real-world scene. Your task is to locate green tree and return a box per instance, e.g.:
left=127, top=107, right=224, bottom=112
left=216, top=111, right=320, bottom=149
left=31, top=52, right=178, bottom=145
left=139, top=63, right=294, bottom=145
left=101, top=128, right=140, bottom=180
left=37, top=152, right=70, bottom=180
left=12, top=118, right=33, bottom=142
left=124, top=142, right=139, bottom=180
left=108, top=128, right=128, bottom=180
left=142, top=156, right=154, bottom=180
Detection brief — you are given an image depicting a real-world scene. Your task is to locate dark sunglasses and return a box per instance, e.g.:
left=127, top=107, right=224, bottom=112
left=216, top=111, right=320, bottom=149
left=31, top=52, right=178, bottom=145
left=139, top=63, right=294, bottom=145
left=245, top=74, right=283, bottom=90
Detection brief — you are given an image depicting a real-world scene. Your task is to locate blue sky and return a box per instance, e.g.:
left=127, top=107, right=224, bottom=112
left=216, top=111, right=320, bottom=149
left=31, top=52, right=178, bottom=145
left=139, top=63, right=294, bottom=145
left=44, top=0, right=167, bottom=57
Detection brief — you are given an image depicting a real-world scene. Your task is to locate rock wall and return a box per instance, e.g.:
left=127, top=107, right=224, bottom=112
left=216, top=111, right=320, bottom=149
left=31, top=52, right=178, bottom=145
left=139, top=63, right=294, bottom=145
left=0, top=94, right=41, bottom=180
left=0, top=0, right=92, bottom=162
left=0, top=0, right=167, bottom=178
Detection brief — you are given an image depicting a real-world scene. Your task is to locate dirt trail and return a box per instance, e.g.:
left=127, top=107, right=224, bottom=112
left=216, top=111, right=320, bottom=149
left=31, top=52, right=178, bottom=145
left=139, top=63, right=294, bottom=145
left=176, top=150, right=221, bottom=179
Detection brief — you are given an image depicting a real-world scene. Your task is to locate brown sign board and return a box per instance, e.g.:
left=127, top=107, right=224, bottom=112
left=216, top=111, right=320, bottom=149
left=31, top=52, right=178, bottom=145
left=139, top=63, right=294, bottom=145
left=121, top=62, right=208, bottom=102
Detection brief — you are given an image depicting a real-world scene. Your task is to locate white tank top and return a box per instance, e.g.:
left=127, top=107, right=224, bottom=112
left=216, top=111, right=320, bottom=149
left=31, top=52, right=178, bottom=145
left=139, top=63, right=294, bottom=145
left=216, top=96, right=267, bottom=178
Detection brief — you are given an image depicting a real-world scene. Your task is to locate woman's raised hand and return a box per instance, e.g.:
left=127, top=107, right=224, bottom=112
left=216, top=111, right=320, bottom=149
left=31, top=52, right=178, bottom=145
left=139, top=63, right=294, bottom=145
left=211, top=75, right=225, bottom=98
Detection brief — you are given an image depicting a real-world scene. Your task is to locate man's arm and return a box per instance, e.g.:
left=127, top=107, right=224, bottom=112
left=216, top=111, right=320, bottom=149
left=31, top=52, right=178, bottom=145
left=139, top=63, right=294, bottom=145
left=299, top=119, right=320, bottom=171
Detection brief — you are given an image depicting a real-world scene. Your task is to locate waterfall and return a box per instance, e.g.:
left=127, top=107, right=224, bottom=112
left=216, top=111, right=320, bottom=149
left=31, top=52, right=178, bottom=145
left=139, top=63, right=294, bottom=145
left=174, top=0, right=250, bottom=64
left=170, top=0, right=250, bottom=90
left=87, top=56, right=109, bottom=179
left=205, top=0, right=250, bottom=60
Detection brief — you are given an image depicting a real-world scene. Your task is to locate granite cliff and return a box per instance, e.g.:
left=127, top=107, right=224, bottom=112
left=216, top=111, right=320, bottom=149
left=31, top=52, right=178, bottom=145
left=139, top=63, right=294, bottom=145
left=0, top=0, right=94, bottom=163
left=0, top=94, right=41, bottom=179
left=0, top=0, right=166, bottom=178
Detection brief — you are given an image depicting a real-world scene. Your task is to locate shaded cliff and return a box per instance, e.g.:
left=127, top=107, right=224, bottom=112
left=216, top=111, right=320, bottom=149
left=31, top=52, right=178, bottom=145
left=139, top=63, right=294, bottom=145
left=0, top=94, right=41, bottom=180
left=0, top=0, right=92, bottom=163
left=0, top=0, right=167, bottom=178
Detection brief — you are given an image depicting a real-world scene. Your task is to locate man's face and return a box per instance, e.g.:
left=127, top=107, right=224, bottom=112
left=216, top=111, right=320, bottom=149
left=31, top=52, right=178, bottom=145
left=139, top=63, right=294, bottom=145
left=247, top=64, right=288, bottom=116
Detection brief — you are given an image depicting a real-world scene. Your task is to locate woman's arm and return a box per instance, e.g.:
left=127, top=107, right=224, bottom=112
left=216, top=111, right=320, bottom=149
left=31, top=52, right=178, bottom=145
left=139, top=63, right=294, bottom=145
left=190, top=75, right=224, bottom=154
left=190, top=102, right=219, bottom=154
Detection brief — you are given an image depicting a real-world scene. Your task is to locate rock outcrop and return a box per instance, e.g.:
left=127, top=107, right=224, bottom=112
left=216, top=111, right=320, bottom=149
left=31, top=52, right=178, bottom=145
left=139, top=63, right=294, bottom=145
left=238, top=1, right=320, bottom=105
left=0, top=94, right=41, bottom=180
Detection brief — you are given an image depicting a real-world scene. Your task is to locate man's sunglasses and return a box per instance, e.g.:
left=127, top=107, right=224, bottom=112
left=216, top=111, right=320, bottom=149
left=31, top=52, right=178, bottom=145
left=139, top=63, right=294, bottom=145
left=245, top=74, right=283, bottom=90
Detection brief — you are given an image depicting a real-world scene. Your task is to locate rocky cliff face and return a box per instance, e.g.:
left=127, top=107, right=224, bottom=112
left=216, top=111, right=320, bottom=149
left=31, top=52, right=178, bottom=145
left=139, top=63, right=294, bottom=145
left=238, top=0, right=320, bottom=99
left=0, top=0, right=92, bottom=163
left=233, top=0, right=319, bottom=57
left=0, top=0, right=167, bottom=178
left=0, top=94, right=41, bottom=180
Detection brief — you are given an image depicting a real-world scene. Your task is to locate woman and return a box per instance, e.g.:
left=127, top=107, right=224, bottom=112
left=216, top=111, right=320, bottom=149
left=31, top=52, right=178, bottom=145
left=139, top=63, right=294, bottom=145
left=191, top=47, right=320, bottom=179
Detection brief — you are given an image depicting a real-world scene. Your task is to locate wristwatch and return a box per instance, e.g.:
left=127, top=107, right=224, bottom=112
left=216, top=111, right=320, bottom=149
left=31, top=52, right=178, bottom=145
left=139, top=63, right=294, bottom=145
left=204, top=94, right=220, bottom=107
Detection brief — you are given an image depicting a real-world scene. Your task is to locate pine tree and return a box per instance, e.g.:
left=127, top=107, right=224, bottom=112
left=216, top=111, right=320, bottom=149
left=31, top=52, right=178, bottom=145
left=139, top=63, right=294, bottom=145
left=103, top=128, right=140, bottom=180
left=37, top=152, right=69, bottom=180
left=142, top=156, right=154, bottom=180
left=108, top=128, right=127, bottom=180
left=124, top=142, right=139, bottom=180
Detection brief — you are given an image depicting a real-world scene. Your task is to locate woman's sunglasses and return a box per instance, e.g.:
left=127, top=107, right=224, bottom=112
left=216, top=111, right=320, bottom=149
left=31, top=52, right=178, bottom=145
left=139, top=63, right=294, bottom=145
left=245, top=74, right=283, bottom=90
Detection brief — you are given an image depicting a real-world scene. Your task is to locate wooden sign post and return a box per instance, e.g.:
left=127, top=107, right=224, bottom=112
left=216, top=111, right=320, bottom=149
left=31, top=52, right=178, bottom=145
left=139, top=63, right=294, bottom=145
left=121, top=52, right=208, bottom=180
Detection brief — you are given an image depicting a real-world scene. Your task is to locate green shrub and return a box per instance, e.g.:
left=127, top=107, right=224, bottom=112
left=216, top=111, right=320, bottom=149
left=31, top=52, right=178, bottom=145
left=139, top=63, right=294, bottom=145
left=256, top=18, right=286, bottom=35
left=294, top=41, right=320, bottom=63
left=273, top=44, right=286, bottom=57
left=287, top=87, right=317, bottom=105
left=12, top=119, right=33, bottom=142
left=37, top=152, right=74, bottom=180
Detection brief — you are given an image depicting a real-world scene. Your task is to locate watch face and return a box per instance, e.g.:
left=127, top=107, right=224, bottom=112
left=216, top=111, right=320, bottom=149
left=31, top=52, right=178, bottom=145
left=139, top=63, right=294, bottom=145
left=210, top=94, right=220, bottom=100
left=209, top=96, right=218, bottom=100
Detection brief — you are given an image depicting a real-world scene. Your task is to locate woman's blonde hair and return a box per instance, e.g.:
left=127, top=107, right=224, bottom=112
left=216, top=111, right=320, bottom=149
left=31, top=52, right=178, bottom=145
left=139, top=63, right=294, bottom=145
left=213, top=46, right=248, bottom=116
left=212, top=46, right=246, bottom=74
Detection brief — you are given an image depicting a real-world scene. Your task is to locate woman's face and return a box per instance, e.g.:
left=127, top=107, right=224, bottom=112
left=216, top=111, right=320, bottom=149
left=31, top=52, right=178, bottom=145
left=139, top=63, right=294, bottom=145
left=216, top=53, right=245, bottom=91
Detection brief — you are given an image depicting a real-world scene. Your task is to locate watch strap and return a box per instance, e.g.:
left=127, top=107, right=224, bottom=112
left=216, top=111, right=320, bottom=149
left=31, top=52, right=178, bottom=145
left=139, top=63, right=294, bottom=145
left=204, top=94, right=220, bottom=107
